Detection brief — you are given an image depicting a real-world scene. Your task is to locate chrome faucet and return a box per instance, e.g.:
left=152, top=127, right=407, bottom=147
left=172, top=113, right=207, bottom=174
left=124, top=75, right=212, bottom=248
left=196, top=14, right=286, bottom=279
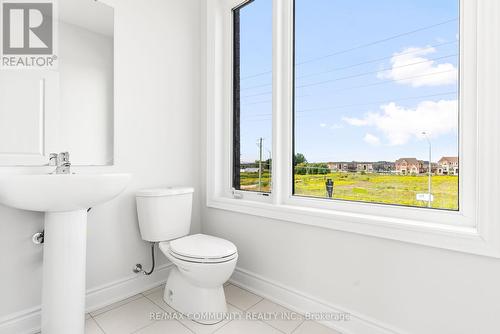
left=49, top=152, right=71, bottom=174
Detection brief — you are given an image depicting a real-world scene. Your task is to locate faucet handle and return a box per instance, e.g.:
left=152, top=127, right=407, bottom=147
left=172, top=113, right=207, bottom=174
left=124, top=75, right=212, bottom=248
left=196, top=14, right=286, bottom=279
left=48, top=153, right=58, bottom=166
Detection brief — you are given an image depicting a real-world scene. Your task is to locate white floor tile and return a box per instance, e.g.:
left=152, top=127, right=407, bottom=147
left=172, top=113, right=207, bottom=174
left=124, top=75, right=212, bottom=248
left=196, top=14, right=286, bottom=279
left=144, top=288, right=176, bottom=312
left=134, top=320, right=192, bottom=334
left=248, top=299, right=303, bottom=333
left=85, top=318, right=104, bottom=334
left=36, top=286, right=342, bottom=334
left=93, top=297, right=164, bottom=334
left=146, top=287, right=243, bottom=334
left=292, top=321, right=342, bottom=334
left=224, top=284, right=262, bottom=310
left=142, top=284, right=165, bottom=296
left=180, top=304, right=242, bottom=334
left=215, top=319, right=282, bottom=334
left=90, top=294, right=143, bottom=317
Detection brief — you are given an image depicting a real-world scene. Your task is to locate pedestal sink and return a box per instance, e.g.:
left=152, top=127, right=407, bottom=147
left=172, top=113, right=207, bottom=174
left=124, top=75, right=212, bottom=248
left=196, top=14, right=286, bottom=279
left=0, top=173, right=131, bottom=334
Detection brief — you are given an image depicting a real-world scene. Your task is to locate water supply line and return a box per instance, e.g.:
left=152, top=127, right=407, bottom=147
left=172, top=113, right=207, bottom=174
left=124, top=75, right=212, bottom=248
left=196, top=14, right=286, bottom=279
left=33, top=209, right=91, bottom=245
left=133, top=242, right=156, bottom=276
left=32, top=231, right=44, bottom=244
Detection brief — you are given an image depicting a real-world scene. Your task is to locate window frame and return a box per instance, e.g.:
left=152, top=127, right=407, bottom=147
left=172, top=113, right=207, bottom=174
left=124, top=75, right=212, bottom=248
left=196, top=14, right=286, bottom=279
left=231, top=0, right=273, bottom=197
left=205, top=0, right=500, bottom=258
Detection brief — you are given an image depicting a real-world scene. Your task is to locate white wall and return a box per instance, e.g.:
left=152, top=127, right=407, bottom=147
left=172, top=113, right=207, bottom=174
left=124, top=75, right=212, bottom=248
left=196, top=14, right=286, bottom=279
left=203, top=208, right=500, bottom=334
left=200, top=4, right=500, bottom=333
left=0, top=0, right=201, bottom=322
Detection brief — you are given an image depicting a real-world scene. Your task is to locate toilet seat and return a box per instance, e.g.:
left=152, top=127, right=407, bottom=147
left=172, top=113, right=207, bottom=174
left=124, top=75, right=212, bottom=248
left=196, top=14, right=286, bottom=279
left=159, top=234, right=238, bottom=264
left=168, top=250, right=238, bottom=264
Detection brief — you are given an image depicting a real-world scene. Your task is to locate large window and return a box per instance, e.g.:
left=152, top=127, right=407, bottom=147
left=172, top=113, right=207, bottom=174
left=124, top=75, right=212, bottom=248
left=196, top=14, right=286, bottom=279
left=209, top=0, right=500, bottom=256
left=232, top=0, right=273, bottom=193
left=292, top=0, right=459, bottom=210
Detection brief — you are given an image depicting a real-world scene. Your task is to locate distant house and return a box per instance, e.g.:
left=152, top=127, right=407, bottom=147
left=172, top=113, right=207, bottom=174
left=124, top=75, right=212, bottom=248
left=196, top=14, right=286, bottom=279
left=395, top=158, right=424, bottom=175
left=373, top=161, right=395, bottom=173
left=356, top=162, right=373, bottom=173
left=240, top=167, right=260, bottom=173
left=327, top=162, right=356, bottom=172
left=437, top=157, right=459, bottom=175
left=326, top=162, right=340, bottom=172
left=422, top=161, right=439, bottom=174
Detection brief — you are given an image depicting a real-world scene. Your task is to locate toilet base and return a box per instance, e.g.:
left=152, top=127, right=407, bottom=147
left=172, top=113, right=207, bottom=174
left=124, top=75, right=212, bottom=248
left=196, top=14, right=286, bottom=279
left=163, top=267, right=228, bottom=324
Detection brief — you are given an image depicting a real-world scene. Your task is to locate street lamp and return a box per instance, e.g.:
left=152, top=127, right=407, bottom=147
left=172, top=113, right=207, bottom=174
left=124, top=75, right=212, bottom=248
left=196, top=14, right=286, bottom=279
left=422, top=132, right=432, bottom=208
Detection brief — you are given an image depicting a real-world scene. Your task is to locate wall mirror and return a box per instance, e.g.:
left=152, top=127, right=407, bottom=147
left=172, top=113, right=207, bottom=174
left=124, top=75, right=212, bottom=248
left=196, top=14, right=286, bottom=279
left=0, top=0, right=114, bottom=166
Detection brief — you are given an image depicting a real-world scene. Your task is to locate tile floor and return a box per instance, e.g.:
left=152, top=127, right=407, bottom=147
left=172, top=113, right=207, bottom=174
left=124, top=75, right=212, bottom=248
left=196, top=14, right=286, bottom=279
left=60, top=284, right=342, bottom=334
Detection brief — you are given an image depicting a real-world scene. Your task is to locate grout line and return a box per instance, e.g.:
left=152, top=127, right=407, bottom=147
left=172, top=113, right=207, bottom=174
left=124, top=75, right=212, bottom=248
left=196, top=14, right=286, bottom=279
left=127, top=295, right=192, bottom=334
left=228, top=283, right=265, bottom=299
left=143, top=294, right=170, bottom=312
left=129, top=321, right=158, bottom=334
left=291, top=322, right=302, bottom=334
left=289, top=318, right=306, bottom=334
left=88, top=313, right=107, bottom=334
left=230, top=281, right=312, bottom=318
left=212, top=317, right=234, bottom=334
left=247, top=297, right=306, bottom=333
left=243, top=297, right=265, bottom=311
left=267, top=321, right=288, bottom=334
left=90, top=294, right=143, bottom=318
left=226, top=302, right=245, bottom=313
left=260, top=316, right=299, bottom=334
left=141, top=284, right=165, bottom=297
left=227, top=284, right=308, bottom=334
left=142, top=293, right=196, bottom=334
left=225, top=283, right=264, bottom=311
left=177, top=319, right=197, bottom=334
left=226, top=300, right=242, bottom=310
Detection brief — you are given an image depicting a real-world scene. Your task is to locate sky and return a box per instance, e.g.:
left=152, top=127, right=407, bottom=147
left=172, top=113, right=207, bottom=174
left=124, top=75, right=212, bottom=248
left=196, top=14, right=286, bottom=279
left=238, top=0, right=459, bottom=163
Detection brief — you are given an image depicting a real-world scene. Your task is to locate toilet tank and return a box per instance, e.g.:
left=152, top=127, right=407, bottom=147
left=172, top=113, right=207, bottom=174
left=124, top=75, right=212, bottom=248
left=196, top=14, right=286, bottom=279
left=136, top=187, right=194, bottom=242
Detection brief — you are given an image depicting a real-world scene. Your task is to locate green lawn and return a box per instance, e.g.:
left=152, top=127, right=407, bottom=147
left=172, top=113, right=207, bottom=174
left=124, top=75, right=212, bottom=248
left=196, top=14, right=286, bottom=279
left=240, top=172, right=272, bottom=192
left=239, top=172, right=459, bottom=210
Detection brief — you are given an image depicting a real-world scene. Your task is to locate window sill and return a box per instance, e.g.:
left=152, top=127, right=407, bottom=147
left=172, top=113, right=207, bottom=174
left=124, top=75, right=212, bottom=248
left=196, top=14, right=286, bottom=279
left=206, top=195, right=500, bottom=258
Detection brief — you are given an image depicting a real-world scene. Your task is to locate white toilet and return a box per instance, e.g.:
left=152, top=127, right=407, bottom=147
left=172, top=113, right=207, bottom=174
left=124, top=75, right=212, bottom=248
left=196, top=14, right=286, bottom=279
left=136, top=187, right=238, bottom=324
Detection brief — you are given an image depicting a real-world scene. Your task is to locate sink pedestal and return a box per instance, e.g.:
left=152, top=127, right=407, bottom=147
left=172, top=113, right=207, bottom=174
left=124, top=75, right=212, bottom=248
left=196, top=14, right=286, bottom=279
left=41, top=210, right=88, bottom=334
left=0, top=173, right=131, bottom=333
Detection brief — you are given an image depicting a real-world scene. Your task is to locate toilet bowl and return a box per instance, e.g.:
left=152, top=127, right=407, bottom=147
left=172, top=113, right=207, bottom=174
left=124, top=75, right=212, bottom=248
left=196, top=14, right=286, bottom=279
left=159, top=234, right=238, bottom=324
left=135, top=188, right=238, bottom=325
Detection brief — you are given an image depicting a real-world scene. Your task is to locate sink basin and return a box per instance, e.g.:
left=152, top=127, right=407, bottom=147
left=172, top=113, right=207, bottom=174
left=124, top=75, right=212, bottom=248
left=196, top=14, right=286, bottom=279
left=0, top=173, right=131, bottom=212
left=0, top=172, right=130, bottom=334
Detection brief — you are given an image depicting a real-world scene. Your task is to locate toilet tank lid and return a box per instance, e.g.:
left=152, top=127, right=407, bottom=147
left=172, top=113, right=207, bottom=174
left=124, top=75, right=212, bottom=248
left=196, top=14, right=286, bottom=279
left=136, top=187, right=194, bottom=197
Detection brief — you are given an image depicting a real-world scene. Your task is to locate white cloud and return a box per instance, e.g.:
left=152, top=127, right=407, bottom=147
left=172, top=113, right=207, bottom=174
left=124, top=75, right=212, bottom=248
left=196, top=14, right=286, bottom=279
left=343, top=99, right=458, bottom=145
left=343, top=117, right=369, bottom=126
left=319, top=123, right=327, bottom=128
left=378, top=46, right=458, bottom=87
left=363, top=133, right=381, bottom=146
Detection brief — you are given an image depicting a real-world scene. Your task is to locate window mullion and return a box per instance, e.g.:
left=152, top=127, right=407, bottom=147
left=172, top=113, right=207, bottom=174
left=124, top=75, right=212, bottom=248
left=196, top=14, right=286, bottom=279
left=272, top=0, right=294, bottom=205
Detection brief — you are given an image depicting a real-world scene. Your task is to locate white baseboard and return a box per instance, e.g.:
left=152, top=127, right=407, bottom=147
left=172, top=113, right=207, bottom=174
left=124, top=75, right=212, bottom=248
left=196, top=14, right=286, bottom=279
left=2, top=264, right=407, bottom=334
left=0, top=263, right=173, bottom=334
left=230, top=267, right=408, bottom=334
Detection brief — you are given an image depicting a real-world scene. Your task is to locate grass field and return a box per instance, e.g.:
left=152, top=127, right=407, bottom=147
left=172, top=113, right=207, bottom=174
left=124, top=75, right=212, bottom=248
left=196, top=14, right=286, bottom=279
left=240, top=172, right=459, bottom=210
